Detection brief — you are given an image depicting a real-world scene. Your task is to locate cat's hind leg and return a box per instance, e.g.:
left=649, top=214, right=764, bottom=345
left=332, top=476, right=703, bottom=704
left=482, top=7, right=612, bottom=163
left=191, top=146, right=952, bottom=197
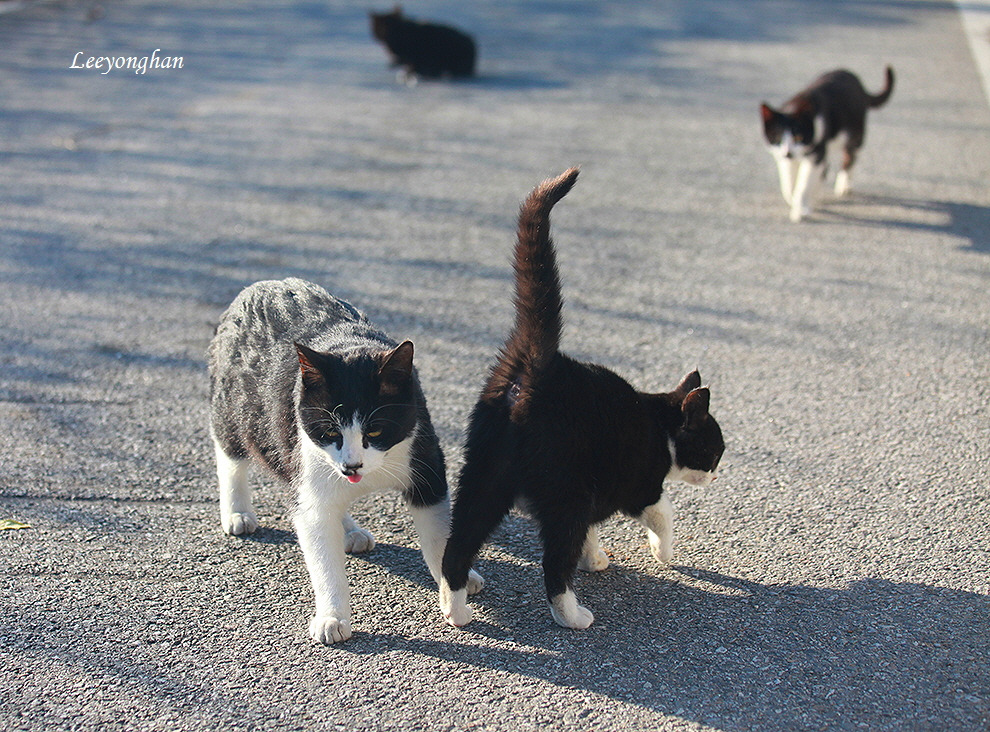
left=341, top=513, right=375, bottom=553
left=214, top=439, right=257, bottom=536
left=539, top=510, right=595, bottom=629
left=440, top=463, right=515, bottom=627
left=637, top=492, right=674, bottom=565
left=577, top=523, right=609, bottom=572
left=544, top=549, right=595, bottom=628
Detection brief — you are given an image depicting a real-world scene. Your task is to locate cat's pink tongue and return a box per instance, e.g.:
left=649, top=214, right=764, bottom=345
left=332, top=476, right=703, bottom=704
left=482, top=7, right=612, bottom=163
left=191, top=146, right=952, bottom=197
left=346, top=474, right=362, bottom=484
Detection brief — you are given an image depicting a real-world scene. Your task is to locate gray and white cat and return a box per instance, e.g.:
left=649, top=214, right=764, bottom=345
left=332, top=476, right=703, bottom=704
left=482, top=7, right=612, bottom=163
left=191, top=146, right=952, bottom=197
left=208, top=277, right=481, bottom=644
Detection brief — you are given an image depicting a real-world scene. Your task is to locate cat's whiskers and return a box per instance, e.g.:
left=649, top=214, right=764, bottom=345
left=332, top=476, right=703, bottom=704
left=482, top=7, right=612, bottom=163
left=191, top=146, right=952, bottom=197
left=300, top=405, right=345, bottom=428
left=409, top=455, right=444, bottom=487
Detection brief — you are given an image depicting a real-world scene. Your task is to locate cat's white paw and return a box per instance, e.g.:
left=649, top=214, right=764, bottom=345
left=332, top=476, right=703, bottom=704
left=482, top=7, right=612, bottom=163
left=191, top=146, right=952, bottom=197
left=578, top=548, right=609, bottom=572
left=789, top=206, right=811, bottom=223
left=221, top=511, right=258, bottom=536
left=344, top=527, right=376, bottom=553
left=440, top=582, right=473, bottom=627
left=309, top=615, right=353, bottom=644
left=466, top=569, right=485, bottom=595
left=549, top=592, right=595, bottom=629
left=649, top=532, right=674, bottom=565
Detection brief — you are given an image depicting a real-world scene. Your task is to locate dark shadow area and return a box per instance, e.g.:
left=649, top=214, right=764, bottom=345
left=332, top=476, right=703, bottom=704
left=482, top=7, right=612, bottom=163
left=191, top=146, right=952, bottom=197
left=823, top=194, right=990, bottom=253
left=343, top=561, right=990, bottom=730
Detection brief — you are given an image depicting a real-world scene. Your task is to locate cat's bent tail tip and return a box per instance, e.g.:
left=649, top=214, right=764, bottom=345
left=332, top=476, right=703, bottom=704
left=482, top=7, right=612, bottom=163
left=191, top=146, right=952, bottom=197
left=555, top=166, right=580, bottom=189
left=535, top=167, right=580, bottom=204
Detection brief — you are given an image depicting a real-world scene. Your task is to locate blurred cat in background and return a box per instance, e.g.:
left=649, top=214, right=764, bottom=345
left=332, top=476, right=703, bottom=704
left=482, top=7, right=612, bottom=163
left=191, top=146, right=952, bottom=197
left=370, top=6, right=477, bottom=83
left=761, top=66, right=894, bottom=222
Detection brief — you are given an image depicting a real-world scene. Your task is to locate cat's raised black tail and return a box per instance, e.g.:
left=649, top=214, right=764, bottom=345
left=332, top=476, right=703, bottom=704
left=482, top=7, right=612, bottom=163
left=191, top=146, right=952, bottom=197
left=869, top=65, right=895, bottom=108
left=483, top=167, right=579, bottom=418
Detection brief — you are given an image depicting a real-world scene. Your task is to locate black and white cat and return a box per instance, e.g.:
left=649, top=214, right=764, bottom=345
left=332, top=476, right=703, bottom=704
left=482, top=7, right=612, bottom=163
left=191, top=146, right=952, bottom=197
left=208, top=277, right=481, bottom=644
left=760, top=66, right=894, bottom=222
left=369, top=5, right=477, bottom=83
left=439, top=169, right=725, bottom=630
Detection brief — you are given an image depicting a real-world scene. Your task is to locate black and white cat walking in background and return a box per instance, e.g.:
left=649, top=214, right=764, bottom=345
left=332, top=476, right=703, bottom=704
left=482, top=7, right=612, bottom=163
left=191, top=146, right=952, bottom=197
left=439, top=169, right=725, bottom=631
left=761, top=66, right=894, bottom=222
left=208, top=278, right=481, bottom=644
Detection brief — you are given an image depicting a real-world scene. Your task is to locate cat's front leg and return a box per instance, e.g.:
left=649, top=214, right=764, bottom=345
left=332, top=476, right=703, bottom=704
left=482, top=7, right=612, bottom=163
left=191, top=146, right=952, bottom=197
left=215, top=442, right=258, bottom=536
left=341, top=513, right=375, bottom=553
left=789, top=157, right=816, bottom=222
left=637, top=492, right=674, bottom=565
left=773, top=153, right=796, bottom=206
left=834, top=169, right=851, bottom=197
left=295, top=501, right=352, bottom=644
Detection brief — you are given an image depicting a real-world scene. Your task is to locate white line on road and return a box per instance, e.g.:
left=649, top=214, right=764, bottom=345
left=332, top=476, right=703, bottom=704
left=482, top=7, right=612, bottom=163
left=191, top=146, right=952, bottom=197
left=956, top=0, right=990, bottom=107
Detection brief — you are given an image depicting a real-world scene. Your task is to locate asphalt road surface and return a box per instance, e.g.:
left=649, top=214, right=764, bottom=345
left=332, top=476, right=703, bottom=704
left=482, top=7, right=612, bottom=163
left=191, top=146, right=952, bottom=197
left=1, top=1, right=988, bottom=730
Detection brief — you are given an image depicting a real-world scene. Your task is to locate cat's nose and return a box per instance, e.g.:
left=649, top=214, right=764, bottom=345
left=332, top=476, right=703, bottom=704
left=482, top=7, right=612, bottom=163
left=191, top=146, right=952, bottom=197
left=342, top=463, right=363, bottom=476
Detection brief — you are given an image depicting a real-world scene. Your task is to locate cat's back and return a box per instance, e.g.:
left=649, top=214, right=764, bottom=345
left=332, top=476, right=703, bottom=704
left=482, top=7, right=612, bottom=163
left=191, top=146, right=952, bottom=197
left=802, top=69, right=870, bottom=106
left=218, top=277, right=357, bottom=335
left=210, top=278, right=389, bottom=373
left=221, top=277, right=380, bottom=339
left=511, top=353, right=665, bottom=511
left=527, top=353, right=644, bottom=433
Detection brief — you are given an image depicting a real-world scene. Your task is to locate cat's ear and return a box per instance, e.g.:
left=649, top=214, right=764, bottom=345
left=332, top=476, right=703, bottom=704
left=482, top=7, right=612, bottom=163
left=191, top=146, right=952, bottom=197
left=671, top=370, right=702, bottom=401
left=760, top=103, right=775, bottom=123
left=682, top=387, right=711, bottom=431
left=378, top=340, right=414, bottom=395
left=295, top=343, right=326, bottom=388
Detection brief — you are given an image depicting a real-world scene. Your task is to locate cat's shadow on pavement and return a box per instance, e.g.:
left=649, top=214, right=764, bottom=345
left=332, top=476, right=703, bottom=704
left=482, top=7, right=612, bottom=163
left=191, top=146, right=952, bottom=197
left=351, top=539, right=988, bottom=731
left=823, top=193, right=990, bottom=253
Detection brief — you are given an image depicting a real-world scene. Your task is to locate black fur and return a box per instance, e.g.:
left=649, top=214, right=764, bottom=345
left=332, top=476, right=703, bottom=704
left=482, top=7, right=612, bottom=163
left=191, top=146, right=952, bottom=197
left=441, top=169, right=725, bottom=612
left=370, top=6, right=477, bottom=80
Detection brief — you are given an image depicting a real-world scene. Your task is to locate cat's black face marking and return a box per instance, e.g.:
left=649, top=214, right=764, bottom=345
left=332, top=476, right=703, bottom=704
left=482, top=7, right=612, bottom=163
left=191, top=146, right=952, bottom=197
left=295, top=341, right=418, bottom=455
left=673, top=394, right=725, bottom=475
left=761, top=104, right=816, bottom=157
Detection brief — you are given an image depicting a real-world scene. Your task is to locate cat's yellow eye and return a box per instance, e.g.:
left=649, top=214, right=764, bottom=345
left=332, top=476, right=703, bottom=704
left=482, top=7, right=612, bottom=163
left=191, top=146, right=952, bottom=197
left=366, top=429, right=382, bottom=439
left=327, top=430, right=341, bottom=440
